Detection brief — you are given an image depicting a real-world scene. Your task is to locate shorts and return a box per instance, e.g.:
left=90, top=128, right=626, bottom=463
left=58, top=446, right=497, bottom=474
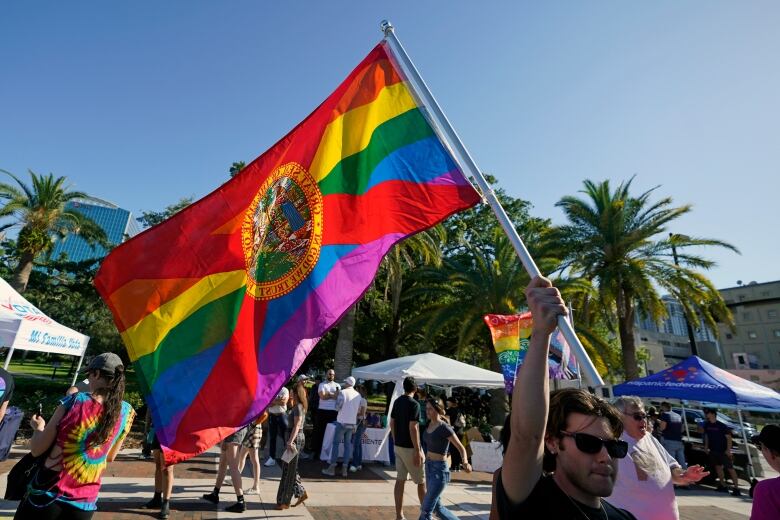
left=224, top=425, right=250, bottom=445
left=243, top=423, right=263, bottom=449
left=394, top=446, right=425, bottom=484
left=709, top=451, right=733, bottom=469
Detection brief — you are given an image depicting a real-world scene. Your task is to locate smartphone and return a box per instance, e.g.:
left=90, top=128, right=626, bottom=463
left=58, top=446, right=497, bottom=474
left=37, top=403, right=43, bottom=418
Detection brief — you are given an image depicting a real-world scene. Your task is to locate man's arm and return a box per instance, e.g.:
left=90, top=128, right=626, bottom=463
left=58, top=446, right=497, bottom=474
left=0, top=400, right=8, bottom=425
left=659, top=418, right=668, bottom=432
left=410, top=420, right=424, bottom=467
left=725, top=431, right=733, bottom=458
left=390, top=417, right=396, bottom=442
left=501, top=276, right=567, bottom=505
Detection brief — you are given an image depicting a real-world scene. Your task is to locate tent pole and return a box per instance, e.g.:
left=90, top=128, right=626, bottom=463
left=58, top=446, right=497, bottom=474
left=71, top=352, right=86, bottom=387
left=3, top=346, right=15, bottom=371
left=681, top=401, right=691, bottom=439
left=737, top=408, right=754, bottom=480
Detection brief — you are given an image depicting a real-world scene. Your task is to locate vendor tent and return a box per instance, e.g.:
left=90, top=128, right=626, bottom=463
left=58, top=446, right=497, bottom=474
left=352, top=352, right=505, bottom=389
left=613, top=355, right=780, bottom=478
left=0, top=277, right=89, bottom=386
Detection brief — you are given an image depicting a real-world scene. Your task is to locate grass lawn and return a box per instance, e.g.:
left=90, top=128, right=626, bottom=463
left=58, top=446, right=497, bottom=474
left=7, top=358, right=77, bottom=382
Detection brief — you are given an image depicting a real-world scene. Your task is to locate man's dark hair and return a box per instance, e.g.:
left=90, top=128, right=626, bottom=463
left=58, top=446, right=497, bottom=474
left=660, top=402, right=671, bottom=411
left=704, top=407, right=717, bottom=416
left=402, top=377, right=417, bottom=394
left=547, top=388, right=623, bottom=441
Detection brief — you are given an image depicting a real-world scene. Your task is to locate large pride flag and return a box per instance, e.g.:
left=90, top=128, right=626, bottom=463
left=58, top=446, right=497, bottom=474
left=95, top=42, right=480, bottom=463
left=484, top=313, right=578, bottom=394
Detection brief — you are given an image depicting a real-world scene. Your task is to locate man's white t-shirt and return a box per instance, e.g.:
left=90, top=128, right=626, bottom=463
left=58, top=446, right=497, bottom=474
left=609, top=431, right=681, bottom=520
left=336, top=387, right=362, bottom=425
left=318, top=381, right=341, bottom=411
left=268, top=386, right=289, bottom=415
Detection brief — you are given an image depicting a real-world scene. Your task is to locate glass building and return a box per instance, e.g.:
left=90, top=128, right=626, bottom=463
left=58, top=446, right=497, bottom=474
left=49, top=199, right=140, bottom=262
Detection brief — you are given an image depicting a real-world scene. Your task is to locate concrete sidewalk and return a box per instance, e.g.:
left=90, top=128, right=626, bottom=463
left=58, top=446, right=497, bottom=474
left=0, top=446, right=767, bottom=519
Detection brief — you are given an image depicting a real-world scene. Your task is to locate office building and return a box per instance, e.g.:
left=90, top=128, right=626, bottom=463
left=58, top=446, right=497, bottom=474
left=50, top=198, right=140, bottom=262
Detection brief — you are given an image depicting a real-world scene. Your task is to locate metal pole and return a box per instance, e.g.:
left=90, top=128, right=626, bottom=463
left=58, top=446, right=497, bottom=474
left=669, top=233, right=698, bottom=357
left=681, top=401, right=691, bottom=439
left=380, top=20, right=603, bottom=387
left=70, top=352, right=86, bottom=387
left=3, top=346, right=15, bottom=371
left=736, top=408, right=754, bottom=480
left=568, top=303, right=583, bottom=389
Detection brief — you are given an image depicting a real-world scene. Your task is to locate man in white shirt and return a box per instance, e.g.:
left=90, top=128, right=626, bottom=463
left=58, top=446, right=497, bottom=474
left=264, top=386, right=290, bottom=467
left=312, top=369, right=341, bottom=458
left=609, top=396, right=708, bottom=520
left=322, top=376, right=361, bottom=478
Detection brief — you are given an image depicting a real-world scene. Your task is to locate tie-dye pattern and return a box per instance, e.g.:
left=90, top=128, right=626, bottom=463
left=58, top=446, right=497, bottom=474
left=41, top=393, right=135, bottom=510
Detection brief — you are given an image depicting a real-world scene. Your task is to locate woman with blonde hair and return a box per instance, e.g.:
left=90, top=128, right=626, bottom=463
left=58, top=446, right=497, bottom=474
left=419, top=397, right=471, bottom=520
left=276, top=376, right=308, bottom=509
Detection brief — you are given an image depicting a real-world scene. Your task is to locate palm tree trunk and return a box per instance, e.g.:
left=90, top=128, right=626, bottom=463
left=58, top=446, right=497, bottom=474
left=488, top=354, right=508, bottom=426
left=617, top=295, right=639, bottom=380
left=12, top=252, right=36, bottom=293
left=333, top=304, right=357, bottom=381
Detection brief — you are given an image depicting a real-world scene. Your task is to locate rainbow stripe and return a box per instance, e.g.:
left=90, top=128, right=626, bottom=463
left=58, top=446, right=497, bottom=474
left=95, top=43, right=479, bottom=463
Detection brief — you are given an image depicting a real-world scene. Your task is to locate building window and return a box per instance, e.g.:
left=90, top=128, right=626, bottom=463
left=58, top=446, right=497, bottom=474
left=743, top=312, right=752, bottom=321
left=774, top=330, right=780, bottom=338
left=726, top=333, right=733, bottom=340
left=737, top=354, right=746, bottom=365
left=769, top=310, right=778, bottom=319
left=748, top=331, right=758, bottom=339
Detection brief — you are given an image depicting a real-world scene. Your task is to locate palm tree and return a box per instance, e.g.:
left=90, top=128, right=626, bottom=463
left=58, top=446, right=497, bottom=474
left=554, top=178, right=737, bottom=380
left=0, top=170, right=107, bottom=292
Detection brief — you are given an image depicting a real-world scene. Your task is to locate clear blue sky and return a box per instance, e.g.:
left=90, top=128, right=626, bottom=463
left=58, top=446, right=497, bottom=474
left=2, top=2, right=778, bottom=289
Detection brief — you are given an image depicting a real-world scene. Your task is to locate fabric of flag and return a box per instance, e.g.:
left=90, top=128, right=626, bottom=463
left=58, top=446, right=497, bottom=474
left=94, top=42, right=480, bottom=464
left=484, top=312, right=578, bottom=394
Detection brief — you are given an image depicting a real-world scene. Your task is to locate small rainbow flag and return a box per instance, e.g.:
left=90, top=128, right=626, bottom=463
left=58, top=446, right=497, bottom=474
left=484, top=313, right=578, bottom=394
left=95, top=43, right=480, bottom=464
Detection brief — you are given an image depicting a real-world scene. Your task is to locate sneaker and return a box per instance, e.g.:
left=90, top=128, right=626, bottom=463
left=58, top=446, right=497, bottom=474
left=202, top=492, right=219, bottom=504
left=341, top=465, right=348, bottom=478
left=716, top=485, right=729, bottom=493
left=144, top=496, right=162, bottom=509
left=356, top=465, right=362, bottom=471
left=158, top=501, right=170, bottom=519
left=731, top=488, right=742, bottom=497
left=244, top=487, right=259, bottom=495
left=322, top=464, right=336, bottom=477
left=299, top=451, right=312, bottom=460
left=349, top=465, right=358, bottom=473
left=264, top=457, right=277, bottom=467
left=225, top=501, right=246, bottom=513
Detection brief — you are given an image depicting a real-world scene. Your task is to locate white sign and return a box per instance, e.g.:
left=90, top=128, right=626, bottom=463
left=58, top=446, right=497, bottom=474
left=470, top=441, right=503, bottom=473
left=320, top=424, right=390, bottom=463
left=14, top=319, right=88, bottom=356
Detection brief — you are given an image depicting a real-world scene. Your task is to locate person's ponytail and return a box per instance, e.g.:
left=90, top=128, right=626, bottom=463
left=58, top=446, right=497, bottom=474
left=91, top=366, right=126, bottom=448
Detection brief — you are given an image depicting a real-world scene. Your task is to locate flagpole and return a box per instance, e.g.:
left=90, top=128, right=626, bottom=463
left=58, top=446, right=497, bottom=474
left=380, top=20, right=604, bottom=387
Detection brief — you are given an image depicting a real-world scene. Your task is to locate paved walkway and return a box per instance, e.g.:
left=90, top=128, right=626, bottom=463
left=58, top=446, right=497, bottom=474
left=0, top=446, right=769, bottom=519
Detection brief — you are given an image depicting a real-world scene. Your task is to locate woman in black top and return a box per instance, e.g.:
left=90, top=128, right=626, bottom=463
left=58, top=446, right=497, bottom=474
left=419, top=398, right=471, bottom=520
left=444, top=397, right=466, bottom=470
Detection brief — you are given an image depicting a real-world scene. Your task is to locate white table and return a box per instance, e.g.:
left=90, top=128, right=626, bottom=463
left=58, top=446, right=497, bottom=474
left=470, top=441, right=503, bottom=473
left=320, top=423, right=390, bottom=463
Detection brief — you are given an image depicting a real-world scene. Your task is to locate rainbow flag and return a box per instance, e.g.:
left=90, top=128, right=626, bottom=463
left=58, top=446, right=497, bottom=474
left=95, top=43, right=479, bottom=464
left=484, top=313, right=578, bottom=394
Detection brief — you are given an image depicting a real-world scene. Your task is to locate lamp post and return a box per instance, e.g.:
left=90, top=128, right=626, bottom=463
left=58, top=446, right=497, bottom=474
left=669, top=233, right=699, bottom=357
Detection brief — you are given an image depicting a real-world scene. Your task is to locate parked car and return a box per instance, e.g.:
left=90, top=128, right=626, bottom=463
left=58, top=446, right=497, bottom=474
left=671, top=407, right=757, bottom=442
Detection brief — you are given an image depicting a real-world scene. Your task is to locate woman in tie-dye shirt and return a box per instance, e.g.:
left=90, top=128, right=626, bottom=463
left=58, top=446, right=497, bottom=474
left=15, top=353, right=135, bottom=519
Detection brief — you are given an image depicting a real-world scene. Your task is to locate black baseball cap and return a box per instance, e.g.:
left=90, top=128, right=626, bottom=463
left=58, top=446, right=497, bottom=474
left=85, top=352, right=124, bottom=375
left=752, top=424, right=780, bottom=453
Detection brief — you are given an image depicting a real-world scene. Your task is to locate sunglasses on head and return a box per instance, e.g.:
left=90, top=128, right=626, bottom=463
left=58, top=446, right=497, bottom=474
left=560, top=431, right=628, bottom=459
left=623, top=411, right=647, bottom=421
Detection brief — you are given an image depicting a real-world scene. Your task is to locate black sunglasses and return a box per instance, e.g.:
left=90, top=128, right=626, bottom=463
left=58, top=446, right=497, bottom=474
left=560, top=431, right=628, bottom=459
left=623, top=411, right=648, bottom=421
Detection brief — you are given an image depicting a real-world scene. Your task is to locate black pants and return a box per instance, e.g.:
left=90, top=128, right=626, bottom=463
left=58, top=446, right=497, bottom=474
left=267, top=412, right=289, bottom=460
left=15, top=498, right=94, bottom=519
left=312, top=409, right=338, bottom=457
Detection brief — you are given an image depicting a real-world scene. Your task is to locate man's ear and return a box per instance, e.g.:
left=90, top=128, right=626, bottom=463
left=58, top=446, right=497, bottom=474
left=544, top=435, right=559, bottom=455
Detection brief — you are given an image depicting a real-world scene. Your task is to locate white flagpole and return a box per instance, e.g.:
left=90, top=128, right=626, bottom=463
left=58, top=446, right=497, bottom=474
left=380, top=20, right=604, bottom=386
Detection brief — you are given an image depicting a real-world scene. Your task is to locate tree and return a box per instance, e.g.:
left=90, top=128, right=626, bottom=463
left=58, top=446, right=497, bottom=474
left=554, top=178, right=737, bottom=380
left=229, top=161, right=246, bottom=178
left=0, top=170, right=107, bottom=292
left=136, top=197, right=193, bottom=229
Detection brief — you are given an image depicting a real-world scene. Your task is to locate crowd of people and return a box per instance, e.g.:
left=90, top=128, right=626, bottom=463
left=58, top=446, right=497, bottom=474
left=1, top=277, right=779, bottom=520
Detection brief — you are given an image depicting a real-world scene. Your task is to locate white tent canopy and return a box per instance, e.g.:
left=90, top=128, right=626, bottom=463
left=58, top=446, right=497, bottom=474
left=0, top=277, right=89, bottom=385
left=352, top=352, right=504, bottom=389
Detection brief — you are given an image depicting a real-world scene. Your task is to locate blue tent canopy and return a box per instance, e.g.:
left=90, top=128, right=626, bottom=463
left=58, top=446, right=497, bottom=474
left=612, top=356, right=780, bottom=411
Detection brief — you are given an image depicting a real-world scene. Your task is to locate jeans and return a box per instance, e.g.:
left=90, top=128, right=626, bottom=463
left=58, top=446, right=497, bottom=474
left=268, top=413, right=289, bottom=459
left=661, top=439, right=687, bottom=469
left=352, top=421, right=366, bottom=467
left=419, top=460, right=459, bottom=520
left=329, top=422, right=355, bottom=466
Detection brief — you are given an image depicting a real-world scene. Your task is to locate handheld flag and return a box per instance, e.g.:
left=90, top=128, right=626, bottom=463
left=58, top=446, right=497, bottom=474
left=484, top=313, right=578, bottom=394
left=95, top=42, right=480, bottom=464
